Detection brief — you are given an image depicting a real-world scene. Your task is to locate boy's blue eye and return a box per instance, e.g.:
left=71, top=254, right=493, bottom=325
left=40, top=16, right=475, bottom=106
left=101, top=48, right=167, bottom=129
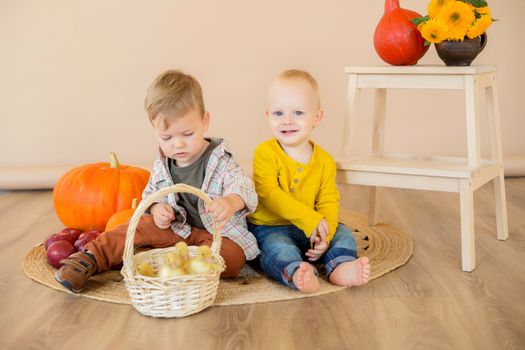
left=273, top=111, right=283, bottom=117
left=294, top=111, right=304, bottom=117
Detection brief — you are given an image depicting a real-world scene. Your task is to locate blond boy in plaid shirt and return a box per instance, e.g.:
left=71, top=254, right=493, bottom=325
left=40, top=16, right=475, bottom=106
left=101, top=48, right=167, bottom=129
left=55, top=70, right=259, bottom=293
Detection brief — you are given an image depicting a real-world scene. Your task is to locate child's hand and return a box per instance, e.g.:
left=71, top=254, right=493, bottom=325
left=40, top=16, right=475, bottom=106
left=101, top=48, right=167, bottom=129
left=150, top=203, right=175, bottom=229
left=306, top=219, right=329, bottom=261
left=207, top=194, right=244, bottom=228
left=309, top=219, right=329, bottom=247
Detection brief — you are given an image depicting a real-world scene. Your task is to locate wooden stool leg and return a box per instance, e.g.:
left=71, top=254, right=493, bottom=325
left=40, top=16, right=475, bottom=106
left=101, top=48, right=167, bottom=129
left=371, top=89, right=386, bottom=156
left=493, top=174, right=509, bottom=240
left=459, top=180, right=476, bottom=272
left=367, top=89, right=386, bottom=226
left=341, top=74, right=360, bottom=157
left=486, top=77, right=509, bottom=240
left=464, top=76, right=481, bottom=168
left=368, top=186, right=378, bottom=225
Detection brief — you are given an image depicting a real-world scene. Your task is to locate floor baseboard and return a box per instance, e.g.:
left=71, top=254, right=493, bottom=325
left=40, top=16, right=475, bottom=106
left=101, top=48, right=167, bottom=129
left=1, top=157, right=523, bottom=190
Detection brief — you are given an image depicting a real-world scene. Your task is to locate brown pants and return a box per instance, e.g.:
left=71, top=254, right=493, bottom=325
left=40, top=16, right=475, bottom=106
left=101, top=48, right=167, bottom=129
left=86, top=215, right=246, bottom=278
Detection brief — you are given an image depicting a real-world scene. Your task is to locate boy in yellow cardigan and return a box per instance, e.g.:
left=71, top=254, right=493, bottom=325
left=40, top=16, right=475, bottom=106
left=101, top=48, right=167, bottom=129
left=248, top=69, right=370, bottom=293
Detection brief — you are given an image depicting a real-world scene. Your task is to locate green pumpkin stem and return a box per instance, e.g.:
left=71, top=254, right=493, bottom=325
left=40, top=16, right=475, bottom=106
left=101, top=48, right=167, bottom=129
left=109, top=152, right=120, bottom=169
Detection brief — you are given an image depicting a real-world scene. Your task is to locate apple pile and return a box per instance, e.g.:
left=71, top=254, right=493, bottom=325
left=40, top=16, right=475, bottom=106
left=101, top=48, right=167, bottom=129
left=44, top=228, right=101, bottom=268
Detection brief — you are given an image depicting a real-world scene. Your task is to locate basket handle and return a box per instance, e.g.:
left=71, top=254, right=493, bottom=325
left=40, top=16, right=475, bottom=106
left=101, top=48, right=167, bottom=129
left=122, top=184, right=221, bottom=279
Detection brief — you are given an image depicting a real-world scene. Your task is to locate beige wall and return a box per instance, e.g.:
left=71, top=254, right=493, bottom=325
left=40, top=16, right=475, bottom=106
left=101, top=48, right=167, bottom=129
left=1, top=0, right=524, bottom=188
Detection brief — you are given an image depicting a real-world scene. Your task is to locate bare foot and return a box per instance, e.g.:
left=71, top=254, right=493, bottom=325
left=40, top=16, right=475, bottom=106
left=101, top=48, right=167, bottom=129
left=292, top=262, right=320, bottom=293
left=329, top=257, right=371, bottom=287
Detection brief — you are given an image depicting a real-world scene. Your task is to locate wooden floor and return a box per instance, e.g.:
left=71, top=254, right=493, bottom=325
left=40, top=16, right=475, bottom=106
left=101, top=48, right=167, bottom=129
left=0, top=179, right=524, bottom=350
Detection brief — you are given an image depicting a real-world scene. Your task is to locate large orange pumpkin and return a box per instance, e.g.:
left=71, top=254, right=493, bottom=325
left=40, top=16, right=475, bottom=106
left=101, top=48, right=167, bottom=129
left=105, top=198, right=139, bottom=232
left=53, top=153, right=150, bottom=232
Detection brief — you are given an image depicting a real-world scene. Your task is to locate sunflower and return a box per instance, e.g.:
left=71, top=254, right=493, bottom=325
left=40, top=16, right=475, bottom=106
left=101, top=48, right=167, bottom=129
left=438, top=2, right=476, bottom=40
left=420, top=18, right=449, bottom=43
left=467, top=15, right=493, bottom=39
left=428, top=0, right=455, bottom=18
left=476, top=6, right=491, bottom=16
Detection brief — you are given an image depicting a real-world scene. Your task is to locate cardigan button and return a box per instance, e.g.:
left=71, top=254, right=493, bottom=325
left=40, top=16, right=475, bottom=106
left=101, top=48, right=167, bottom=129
left=294, top=178, right=299, bottom=184
left=290, top=187, right=295, bottom=193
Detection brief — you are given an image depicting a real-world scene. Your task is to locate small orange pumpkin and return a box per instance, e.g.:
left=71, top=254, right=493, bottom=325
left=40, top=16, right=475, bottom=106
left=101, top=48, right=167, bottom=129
left=105, top=198, right=139, bottom=232
left=53, top=153, right=150, bottom=232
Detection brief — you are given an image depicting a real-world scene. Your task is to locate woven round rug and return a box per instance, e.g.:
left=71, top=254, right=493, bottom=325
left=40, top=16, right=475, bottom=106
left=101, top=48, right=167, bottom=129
left=22, top=210, right=412, bottom=306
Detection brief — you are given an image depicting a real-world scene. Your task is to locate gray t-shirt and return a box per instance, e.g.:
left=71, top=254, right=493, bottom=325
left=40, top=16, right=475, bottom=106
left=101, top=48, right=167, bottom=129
left=169, top=139, right=219, bottom=228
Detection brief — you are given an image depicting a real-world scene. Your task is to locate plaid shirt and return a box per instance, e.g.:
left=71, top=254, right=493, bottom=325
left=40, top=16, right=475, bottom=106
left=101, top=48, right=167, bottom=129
left=142, top=138, right=260, bottom=260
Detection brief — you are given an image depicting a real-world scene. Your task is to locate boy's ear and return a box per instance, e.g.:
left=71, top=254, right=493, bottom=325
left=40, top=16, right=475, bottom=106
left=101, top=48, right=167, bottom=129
left=202, top=111, right=210, bottom=131
left=313, top=110, right=324, bottom=128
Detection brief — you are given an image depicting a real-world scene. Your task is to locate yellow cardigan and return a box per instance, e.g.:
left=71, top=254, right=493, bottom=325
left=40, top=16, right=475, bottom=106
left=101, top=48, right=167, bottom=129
left=248, top=139, right=340, bottom=242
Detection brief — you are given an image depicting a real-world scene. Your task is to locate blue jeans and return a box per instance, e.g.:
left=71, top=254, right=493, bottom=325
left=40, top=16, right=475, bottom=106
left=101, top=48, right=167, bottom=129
left=248, top=223, right=358, bottom=289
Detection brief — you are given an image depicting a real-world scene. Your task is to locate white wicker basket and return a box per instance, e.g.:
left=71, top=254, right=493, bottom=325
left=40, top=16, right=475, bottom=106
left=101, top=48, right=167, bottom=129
left=121, top=184, right=225, bottom=318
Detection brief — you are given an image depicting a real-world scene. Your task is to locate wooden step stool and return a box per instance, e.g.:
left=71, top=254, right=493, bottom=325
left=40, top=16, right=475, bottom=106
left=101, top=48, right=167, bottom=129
left=336, top=65, right=509, bottom=271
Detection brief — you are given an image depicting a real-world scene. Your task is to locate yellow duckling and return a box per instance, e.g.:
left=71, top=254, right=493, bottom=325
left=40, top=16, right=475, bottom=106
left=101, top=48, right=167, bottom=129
left=160, top=249, right=188, bottom=278
left=187, top=245, right=218, bottom=275
left=174, top=241, right=190, bottom=268
left=158, top=264, right=186, bottom=278
left=163, top=251, right=182, bottom=268
left=136, top=262, right=156, bottom=277
left=163, top=241, right=190, bottom=267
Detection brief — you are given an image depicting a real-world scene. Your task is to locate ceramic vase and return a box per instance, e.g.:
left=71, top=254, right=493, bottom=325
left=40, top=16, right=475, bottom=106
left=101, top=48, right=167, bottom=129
left=435, top=33, right=488, bottom=66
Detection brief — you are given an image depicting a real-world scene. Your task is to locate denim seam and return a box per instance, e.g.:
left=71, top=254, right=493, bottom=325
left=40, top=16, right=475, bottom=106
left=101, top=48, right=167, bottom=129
left=281, top=261, right=302, bottom=289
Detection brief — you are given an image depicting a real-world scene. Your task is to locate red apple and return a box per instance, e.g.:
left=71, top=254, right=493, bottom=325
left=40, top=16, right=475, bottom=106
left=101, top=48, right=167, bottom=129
left=74, top=235, right=97, bottom=252
left=46, top=240, right=75, bottom=268
left=55, top=232, right=76, bottom=245
left=74, top=237, right=90, bottom=252
left=61, top=228, right=83, bottom=240
left=78, top=230, right=99, bottom=241
left=91, top=229, right=101, bottom=237
left=44, top=234, right=73, bottom=250
left=45, top=234, right=60, bottom=250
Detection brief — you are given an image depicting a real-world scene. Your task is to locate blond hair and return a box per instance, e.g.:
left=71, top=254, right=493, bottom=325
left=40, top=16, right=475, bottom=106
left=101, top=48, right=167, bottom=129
left=144, top=70, right=205, bottom=124
left=277, top=69, right=321, bottom=107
